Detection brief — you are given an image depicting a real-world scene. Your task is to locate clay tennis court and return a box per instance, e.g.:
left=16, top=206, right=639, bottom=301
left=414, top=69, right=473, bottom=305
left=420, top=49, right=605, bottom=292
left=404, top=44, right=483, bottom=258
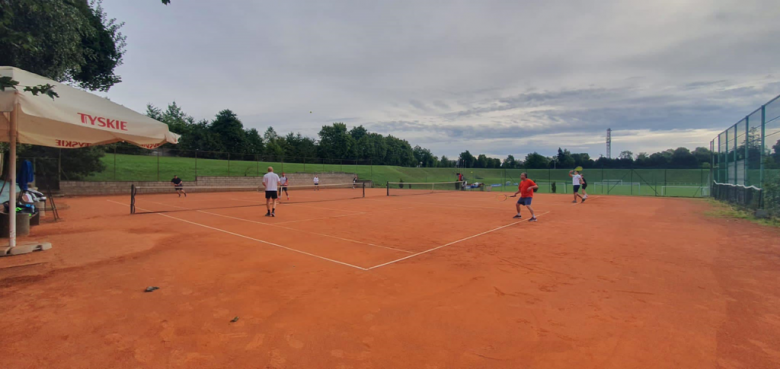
left=1, top=187, right=780, bottom=368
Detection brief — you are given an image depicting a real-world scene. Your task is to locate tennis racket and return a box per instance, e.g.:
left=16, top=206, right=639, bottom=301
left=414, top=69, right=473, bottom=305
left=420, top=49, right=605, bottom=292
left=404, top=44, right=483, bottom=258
left=494, top=194, right=508, bottom=202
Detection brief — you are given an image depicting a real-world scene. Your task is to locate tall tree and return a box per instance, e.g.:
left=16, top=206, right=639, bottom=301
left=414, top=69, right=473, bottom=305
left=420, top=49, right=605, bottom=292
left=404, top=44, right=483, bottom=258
left=476, top=154, right=489, bottom=168
left=0, top=0, right=126, bottom=92
left=349, top=125, right=368, bottom=142
left=459, top=151, right=475, bottom=168
left=210, top=109, right=246, bottom=154
left=502, top=155, right=517, bottom=168
left=318, top=123, right=356, bottom=160
left=524, top=152, right=549, bottom=169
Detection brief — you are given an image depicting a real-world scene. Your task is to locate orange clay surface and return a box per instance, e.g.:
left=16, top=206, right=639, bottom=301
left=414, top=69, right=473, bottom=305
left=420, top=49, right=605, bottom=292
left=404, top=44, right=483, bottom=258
left=1, top=188, right=780, bottom=369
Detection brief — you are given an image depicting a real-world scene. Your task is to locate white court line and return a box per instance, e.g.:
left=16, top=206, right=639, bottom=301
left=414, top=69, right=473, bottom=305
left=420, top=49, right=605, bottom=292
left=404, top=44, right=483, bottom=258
left=106, top=200, right=368, bottom=270
left=572, top=196, right=599, bottom=205
left=198, top=211, right=413, bottom=254
left=228, top=198, right=364, bottom=214
left=365, top=197, right=508, bottom=211
left=366, top=211, right=551, bottom=270
left=132, top=200, right=414, bottom=254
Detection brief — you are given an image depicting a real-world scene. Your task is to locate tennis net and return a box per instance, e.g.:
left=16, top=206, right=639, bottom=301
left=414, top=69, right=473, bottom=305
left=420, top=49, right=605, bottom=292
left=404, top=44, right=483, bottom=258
left=130, top=182, right=365, bottom=214
left=386, top=181, right=472, bottom=197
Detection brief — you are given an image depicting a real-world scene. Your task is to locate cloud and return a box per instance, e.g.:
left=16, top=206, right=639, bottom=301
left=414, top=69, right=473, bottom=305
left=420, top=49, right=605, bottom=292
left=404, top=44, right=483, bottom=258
left=101, top=0, right=780, bottom=158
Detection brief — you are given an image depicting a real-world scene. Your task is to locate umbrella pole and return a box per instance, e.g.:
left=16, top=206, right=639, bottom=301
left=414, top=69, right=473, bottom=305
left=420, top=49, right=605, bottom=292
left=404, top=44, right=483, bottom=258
left=8, top=102, right=18, bottom=249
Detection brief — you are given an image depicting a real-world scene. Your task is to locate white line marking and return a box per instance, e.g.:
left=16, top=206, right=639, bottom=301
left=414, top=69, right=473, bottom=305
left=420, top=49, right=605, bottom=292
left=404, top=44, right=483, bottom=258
left=198, top=210, right=413, bottom=254
left=142, top=200, right=409, bottom=253
left=366, top=211, right=551, bottom=270
left=272, top=213, right=365, bottom=225
left=365, top=197, right=508, bottom=211
left=572, top=196, right=598, bottom=205
left=229, top=198, right=365, bottom=214
left=107, top=200, right=368, bottom=270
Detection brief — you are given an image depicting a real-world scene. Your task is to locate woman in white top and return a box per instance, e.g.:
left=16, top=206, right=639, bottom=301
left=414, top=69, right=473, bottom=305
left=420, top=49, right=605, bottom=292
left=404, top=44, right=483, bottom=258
left=313, top=176, right=319, bottom=191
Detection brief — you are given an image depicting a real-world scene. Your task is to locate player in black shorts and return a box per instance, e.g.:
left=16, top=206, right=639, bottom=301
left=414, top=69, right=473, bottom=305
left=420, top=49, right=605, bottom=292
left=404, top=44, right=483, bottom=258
left=278, top=172, right=290, bottom=200
left=170, top=175, right=187, bottom=197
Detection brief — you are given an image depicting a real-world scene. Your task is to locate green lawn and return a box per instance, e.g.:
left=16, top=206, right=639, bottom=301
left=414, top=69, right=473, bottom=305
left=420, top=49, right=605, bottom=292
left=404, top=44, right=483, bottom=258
left=84, top=154, right=712, bottom=198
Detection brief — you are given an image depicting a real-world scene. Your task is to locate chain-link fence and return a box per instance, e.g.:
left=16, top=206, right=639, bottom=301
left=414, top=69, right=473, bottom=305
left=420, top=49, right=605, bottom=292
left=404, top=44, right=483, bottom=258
left=50, top=149, right=710, bottom=198
left=15, top=147, right=719, bottom=199
left=711, top=94, right=780, bottom=213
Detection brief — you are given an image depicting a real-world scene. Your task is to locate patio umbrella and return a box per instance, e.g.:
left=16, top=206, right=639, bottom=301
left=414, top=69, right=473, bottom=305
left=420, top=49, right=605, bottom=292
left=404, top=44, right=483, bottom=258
left=0, top=66, right=179, bottom=253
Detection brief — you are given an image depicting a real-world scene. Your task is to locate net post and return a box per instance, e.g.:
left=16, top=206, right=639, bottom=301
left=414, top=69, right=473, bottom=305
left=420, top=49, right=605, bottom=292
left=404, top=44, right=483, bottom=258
left=386, top=181, right=389, bottom=196
left=362, top=181, right=365, bottom=198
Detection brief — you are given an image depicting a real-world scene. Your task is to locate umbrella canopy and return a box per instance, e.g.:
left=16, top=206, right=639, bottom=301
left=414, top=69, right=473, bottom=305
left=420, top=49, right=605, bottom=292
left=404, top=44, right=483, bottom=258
left=0, top=67, right=179, bottom=148
left=0, top=66, right=179, bottom=252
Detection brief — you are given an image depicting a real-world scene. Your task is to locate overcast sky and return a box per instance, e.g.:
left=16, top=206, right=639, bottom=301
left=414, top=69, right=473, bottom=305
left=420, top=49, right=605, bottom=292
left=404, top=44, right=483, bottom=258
left=100, top=0, right=780, bottom=159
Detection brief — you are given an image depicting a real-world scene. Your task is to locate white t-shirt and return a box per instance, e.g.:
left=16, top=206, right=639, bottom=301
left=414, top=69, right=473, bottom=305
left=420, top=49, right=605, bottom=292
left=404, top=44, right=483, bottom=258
left=572, top=174, right=582, bottom=186
left=313, top=177, right=319, bottom=184
left=280, top=176, right=288, bottom=186
left=263, top=172, right=280, bottom=191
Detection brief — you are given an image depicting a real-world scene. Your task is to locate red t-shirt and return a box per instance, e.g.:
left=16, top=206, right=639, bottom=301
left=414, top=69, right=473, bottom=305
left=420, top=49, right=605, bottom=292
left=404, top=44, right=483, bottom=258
left=519, top=179, right=536, bottom=198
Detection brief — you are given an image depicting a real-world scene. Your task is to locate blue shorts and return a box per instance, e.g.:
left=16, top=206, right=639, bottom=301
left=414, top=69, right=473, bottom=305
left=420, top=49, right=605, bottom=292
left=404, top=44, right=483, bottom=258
left=517, top=197, right=532, bottom=206
left=573, top=185, right=581, bottom=193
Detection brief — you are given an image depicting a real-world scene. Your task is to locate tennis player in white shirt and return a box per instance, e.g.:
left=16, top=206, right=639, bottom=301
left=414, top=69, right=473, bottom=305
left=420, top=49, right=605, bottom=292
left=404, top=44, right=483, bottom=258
left=263, top=167, right=281, bottom=217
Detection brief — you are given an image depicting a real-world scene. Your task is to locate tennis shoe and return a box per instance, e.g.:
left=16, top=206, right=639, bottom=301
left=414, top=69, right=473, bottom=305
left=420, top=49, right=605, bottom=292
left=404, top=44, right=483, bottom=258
left=582, top=198, right=587, bottom=203
left=528, top=217, right=537, bottom=222
left=572, top=200, right=577, bottom=203
left=513, top=214, right=522, bottom=219
left=265, top=213, right=271, bottom=217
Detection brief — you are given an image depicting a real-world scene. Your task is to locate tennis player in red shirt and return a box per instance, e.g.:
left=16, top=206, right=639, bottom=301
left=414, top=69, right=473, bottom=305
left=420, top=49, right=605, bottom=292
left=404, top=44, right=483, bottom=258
left=510, top=172, right=538, bottom=222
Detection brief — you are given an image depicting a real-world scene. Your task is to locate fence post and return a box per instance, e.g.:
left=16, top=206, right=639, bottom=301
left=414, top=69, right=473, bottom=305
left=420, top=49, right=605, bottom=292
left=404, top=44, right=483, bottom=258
left=195, top=150, right=198, bottom=179
left=370, top=159, right=373, bottom=185
left=113, top=145, right=117, bottom=180
left=664, top=169, right=667, bottom=193
left=548, top=168, right=551, bottom=192
left=156, top=150, right=160, bottom=181
left=760, top=105, right=766, bottom=189
left=303, top=157, right=306, bottom=172
left=227, top=152, right=230, bottom=177
left=733, top=126, right=738, bottom=185
left=631, top=169, right=634, bottom=196
left=745, top=115, right=750, bottom=186
left=281, top=157, right=284, bottom=174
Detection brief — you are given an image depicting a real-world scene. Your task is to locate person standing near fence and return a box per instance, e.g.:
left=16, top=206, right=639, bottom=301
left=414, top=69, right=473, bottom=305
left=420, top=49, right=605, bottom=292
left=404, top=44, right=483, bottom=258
left=313, top=175, right=320, bottom=191
left=263, top=167, right=280, bottom=217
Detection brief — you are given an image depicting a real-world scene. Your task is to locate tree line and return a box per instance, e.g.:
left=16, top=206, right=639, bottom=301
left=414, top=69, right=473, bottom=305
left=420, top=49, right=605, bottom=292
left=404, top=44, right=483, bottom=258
left=137, top=102, right=428, bottom=167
